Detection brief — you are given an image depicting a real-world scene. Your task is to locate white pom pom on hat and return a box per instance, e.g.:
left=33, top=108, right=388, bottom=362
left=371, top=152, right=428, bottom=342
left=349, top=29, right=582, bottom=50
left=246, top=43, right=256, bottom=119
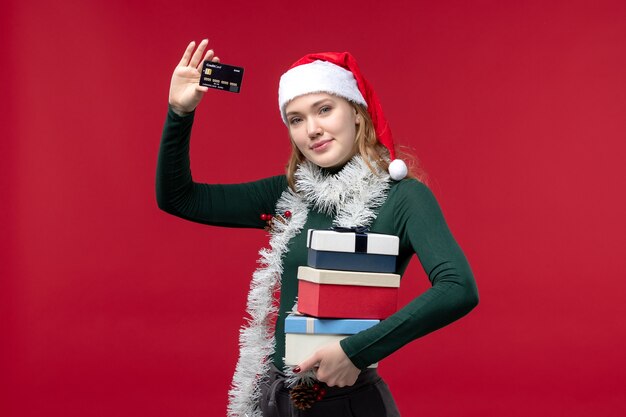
left=388, top=159, right=408, bottom=181
left=278, top=52, right=407, bottom=180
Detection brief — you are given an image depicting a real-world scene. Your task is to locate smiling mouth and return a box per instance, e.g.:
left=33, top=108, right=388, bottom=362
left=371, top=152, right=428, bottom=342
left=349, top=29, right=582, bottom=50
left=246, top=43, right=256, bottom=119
left=310, top=139, right=332, bottom=150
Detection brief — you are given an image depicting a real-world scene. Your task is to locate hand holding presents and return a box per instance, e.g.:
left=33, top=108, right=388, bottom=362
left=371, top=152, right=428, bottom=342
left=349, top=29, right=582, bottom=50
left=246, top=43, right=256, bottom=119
left=296, top=341, right=361, bottom=388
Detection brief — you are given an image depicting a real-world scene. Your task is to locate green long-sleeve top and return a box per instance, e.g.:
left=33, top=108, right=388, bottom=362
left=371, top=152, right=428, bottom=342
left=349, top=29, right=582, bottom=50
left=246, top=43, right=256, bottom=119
left=156, top=107, right=479, bottom=369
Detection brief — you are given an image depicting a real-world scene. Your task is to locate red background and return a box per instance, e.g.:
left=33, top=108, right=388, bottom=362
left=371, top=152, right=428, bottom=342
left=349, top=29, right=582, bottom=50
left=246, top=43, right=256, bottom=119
left=2, top=1, right=626, bottom=416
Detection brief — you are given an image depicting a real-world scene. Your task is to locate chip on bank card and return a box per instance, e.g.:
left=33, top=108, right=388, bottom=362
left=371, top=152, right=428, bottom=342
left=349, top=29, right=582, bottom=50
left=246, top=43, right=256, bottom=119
left=199, top=61, right=244, bottom=93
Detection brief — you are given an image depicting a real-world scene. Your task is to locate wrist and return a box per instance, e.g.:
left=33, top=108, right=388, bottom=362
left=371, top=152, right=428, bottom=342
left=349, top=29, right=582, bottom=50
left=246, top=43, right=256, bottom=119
left=168, top=104, right=194, bottom=117
left=339, top=338, right=363, bottom=370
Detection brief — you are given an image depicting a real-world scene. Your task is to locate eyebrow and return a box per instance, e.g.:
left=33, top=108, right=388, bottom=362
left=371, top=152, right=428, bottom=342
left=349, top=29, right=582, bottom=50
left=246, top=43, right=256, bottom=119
left=285, top=98, right=335, bottom=116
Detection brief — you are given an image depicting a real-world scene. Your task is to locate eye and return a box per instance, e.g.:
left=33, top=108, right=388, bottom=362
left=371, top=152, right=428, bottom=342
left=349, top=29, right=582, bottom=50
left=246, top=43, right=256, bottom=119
left=319, top=105, right=332, bottom=114
left=289, top=116, right=302, bottom=125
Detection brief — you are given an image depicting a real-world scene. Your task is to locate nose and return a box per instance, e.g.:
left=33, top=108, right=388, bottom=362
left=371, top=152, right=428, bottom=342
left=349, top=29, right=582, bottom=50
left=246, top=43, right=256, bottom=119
left=307, top=117, right=323, bottom=139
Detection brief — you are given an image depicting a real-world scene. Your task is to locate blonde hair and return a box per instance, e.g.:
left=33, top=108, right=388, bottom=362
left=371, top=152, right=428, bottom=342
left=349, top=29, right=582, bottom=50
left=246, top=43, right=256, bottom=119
left=285, top=103, right=421, bottom=190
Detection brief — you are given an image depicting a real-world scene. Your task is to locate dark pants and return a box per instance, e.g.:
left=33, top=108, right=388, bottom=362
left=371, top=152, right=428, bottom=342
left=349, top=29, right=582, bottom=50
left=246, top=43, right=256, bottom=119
left=258, top=364, right=401, bottom=417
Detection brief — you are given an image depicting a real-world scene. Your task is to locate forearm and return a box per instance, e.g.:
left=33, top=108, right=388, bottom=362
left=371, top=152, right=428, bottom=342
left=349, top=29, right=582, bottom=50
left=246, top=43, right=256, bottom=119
left=156, top=106, right=197, bottom=217
left=340, top=260, right=478, bottom=369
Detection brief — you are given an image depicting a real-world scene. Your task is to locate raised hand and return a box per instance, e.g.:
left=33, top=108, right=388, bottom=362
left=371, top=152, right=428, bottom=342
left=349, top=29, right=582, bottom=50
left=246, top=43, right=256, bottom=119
left=168, top=39, right=220, bottom=115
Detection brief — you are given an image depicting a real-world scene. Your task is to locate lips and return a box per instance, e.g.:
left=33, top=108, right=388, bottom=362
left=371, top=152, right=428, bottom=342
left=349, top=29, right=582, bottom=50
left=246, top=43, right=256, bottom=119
left=310, top=138, right=332, bottom=150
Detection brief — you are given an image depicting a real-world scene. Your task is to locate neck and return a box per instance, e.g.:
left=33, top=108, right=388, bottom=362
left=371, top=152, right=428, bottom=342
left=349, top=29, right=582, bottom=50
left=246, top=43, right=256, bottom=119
left=321, top=164, right=346, bottom=175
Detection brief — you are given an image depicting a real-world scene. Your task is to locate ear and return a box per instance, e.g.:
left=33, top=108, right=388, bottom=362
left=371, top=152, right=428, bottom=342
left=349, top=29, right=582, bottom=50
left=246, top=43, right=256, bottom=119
left=355, top=112, right=361, bottom=125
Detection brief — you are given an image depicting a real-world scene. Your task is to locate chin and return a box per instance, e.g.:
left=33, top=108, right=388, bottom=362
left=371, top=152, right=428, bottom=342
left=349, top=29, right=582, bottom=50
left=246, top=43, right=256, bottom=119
left=311, top=159, right=344, bottom=169
left=303, top=150, right=355, bottom=169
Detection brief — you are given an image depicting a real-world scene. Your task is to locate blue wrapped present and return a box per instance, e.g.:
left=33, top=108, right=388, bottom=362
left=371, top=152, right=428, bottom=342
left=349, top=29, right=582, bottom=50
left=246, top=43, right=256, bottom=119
left=285, top=314, right=380, bottom=334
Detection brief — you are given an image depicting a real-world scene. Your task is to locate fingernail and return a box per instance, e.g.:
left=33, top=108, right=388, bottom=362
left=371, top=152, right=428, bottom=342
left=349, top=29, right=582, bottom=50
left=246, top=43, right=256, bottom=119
left=293, top=367, right=301, bottom=373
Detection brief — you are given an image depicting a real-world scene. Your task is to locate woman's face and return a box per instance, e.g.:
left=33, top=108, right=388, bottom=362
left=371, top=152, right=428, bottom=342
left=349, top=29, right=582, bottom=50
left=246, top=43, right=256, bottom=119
left=285, top=93, right=360, bottom=169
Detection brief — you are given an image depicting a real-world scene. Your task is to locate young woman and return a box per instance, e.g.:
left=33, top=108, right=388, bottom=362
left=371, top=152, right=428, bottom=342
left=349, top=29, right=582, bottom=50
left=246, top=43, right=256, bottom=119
left=157, top=39, right=479, bottom=417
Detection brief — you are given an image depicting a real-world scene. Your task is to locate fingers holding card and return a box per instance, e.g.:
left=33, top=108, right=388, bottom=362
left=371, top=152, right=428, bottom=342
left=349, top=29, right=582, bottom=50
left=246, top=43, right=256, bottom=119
left=199, top=61, right=245, bottom=94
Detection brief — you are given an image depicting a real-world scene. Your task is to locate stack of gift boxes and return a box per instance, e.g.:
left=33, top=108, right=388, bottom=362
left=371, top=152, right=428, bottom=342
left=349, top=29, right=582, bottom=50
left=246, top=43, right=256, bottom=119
left=285, top=229, right=400, bottom=368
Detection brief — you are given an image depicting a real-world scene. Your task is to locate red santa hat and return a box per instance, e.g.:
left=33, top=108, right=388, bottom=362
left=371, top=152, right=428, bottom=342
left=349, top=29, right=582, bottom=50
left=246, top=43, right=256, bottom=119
left=278, top=52, right=408, bottom=181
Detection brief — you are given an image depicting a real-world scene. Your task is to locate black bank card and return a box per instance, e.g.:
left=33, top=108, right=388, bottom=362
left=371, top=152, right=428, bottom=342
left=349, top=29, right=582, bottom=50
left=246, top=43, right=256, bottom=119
left=199, top=61, right=244, bottom=93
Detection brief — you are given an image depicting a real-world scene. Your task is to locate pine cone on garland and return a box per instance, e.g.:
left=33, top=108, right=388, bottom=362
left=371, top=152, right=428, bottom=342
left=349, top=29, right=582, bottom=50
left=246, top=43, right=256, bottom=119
left=290, top=382, right=327, bottom=410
